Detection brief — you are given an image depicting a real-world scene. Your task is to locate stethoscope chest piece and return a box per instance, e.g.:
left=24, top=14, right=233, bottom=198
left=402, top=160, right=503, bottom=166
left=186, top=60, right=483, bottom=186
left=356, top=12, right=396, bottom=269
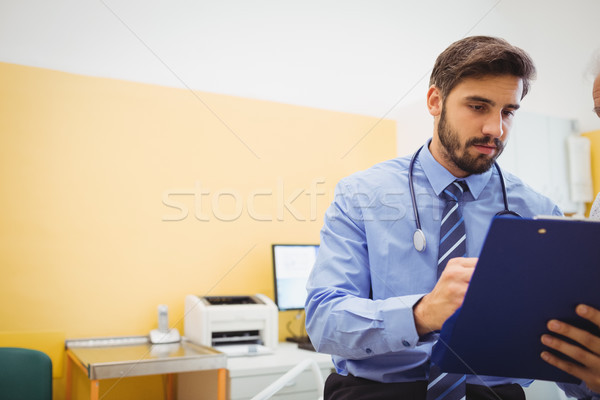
left=413, top=229, right=426, bottom=252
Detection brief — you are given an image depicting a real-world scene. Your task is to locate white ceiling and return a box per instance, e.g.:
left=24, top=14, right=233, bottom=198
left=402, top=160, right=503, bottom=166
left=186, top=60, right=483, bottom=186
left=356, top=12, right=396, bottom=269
left=1, top=0, right=599, bottom=136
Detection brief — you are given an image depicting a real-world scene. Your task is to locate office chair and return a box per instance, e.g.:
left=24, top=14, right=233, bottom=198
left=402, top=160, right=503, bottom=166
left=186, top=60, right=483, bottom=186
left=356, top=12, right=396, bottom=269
left=0, top=347, right=52, bottom=400
left=250, top=358, right=324, bottom=400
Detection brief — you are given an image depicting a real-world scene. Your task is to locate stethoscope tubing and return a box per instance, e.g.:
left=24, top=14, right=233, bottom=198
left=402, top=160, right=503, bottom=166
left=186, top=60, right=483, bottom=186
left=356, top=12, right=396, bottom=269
left=409, top=145, right=520, bottom=252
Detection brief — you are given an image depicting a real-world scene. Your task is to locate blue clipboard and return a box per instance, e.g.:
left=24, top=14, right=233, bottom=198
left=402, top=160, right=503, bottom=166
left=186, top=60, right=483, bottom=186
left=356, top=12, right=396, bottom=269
left=430, top=216, right=600, bottom=384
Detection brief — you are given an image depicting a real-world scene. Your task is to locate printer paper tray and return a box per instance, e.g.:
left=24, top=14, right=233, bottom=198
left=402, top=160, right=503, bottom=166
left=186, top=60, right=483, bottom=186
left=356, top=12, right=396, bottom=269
left=214, top=344, right=273, bottom=357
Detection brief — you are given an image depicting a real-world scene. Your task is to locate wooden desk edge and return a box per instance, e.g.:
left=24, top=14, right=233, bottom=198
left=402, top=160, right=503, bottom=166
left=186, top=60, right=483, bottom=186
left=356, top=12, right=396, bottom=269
left=66, top=349, right=100, bottom=400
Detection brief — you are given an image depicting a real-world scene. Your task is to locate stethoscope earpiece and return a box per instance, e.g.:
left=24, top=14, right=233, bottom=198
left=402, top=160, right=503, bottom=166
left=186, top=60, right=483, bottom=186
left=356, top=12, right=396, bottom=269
left=409, top=145, right=521, bottom=252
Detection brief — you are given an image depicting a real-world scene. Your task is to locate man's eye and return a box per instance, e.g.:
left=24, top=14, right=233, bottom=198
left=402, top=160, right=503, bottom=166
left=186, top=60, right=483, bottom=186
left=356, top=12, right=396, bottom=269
left=470, top=105, right=485, bottom=111
left=503, top=110, right=515, bottom=117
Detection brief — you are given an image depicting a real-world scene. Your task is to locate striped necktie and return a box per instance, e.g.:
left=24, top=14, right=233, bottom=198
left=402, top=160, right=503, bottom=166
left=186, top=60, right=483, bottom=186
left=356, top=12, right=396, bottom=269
left=426, top=180, right=468, bottom=400
left=436, top=180, right=468, bottom=278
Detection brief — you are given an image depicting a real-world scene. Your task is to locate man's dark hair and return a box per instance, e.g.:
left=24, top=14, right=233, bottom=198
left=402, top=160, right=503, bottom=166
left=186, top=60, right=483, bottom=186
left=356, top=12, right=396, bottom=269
left=430, top=36, right=536, bottom=99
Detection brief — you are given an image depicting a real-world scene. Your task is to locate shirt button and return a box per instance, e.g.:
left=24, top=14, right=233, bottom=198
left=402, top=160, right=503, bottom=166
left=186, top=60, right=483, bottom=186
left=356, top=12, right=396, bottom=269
left=402, top=340, right=411, bottom=347
left=365, top=348, right=373, bottom=354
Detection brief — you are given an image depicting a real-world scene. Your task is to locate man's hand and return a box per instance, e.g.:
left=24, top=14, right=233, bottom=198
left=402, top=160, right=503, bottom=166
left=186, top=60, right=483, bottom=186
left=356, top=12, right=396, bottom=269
left=413, top=257, right=477, bottom=336
left=541, top=304, right=600, bottom=393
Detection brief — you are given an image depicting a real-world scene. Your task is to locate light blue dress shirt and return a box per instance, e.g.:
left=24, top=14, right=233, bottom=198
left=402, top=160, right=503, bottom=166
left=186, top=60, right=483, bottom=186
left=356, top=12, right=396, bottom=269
left=306, top=141, right=563, bottom=387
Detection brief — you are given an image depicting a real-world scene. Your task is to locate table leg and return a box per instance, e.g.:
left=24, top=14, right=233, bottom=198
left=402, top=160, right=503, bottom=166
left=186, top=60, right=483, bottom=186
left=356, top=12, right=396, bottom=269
left=90, top=380, right=99, bottom=400
left=66, top=356, right=73, bottom=400
left=166, top=373, right=174, bottom=400
left=217, top=368, right=227, bottom=400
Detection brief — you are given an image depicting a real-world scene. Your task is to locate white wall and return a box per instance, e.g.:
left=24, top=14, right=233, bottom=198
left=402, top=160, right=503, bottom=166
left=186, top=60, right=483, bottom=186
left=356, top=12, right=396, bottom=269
left=499, top=112, right=581, bottom=214
left=1, top=0, right=599, bottom=149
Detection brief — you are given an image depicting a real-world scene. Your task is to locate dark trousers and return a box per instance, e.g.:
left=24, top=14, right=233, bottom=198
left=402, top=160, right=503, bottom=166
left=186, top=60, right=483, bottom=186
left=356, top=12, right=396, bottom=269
left=324, top=373, right=526, bottom=400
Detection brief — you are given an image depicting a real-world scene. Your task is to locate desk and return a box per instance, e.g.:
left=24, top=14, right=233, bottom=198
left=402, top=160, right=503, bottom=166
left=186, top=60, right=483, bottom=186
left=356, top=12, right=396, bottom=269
left=65, top=336, right=227, bottom=400
left=178, top=342, right=334, bottom=400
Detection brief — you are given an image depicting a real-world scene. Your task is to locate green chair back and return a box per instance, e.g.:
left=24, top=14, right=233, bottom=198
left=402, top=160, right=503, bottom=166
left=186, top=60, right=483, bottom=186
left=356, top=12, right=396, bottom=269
left=0, top=347, right=52, bottom=400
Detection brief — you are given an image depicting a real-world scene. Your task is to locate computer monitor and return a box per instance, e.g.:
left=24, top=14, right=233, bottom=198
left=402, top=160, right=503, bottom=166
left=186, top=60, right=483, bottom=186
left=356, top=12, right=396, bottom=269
left=271, top=244, right=319, bottom=311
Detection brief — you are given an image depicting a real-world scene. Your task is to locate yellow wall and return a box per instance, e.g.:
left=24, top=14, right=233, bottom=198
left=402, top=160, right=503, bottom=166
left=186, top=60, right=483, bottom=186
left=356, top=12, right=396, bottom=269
left=583, top=130, right=600, bottom=215
left=0, top=62, right=396, bottom=399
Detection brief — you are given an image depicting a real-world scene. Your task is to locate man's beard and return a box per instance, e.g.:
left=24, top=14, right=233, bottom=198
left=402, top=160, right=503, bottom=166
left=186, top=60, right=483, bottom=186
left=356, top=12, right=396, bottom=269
left=437, top=108, right=505, bottom=175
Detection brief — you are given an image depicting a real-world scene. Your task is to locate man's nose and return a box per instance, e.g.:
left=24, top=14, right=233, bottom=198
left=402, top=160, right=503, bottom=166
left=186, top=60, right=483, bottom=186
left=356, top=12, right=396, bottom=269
left=482, top=112, right=504, bottom=138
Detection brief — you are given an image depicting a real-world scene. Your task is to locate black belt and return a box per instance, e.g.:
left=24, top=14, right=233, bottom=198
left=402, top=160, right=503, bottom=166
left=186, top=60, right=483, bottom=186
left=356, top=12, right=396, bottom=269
left=324, top=373, right=526, bottom=400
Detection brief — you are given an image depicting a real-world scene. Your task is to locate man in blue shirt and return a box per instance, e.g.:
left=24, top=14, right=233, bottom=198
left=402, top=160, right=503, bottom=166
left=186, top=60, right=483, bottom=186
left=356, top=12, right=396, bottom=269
left=306, top=36, right=600, bottom=400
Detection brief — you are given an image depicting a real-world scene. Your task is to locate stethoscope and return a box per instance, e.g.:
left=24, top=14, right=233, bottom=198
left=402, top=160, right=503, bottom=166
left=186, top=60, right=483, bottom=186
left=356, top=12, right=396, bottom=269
left=409, top=145, right=522, bottom=252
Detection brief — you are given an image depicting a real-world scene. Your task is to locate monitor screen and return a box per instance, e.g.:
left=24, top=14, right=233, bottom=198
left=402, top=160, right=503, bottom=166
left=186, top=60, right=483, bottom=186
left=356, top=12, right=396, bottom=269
left=272, top=244, right=319, bottom=311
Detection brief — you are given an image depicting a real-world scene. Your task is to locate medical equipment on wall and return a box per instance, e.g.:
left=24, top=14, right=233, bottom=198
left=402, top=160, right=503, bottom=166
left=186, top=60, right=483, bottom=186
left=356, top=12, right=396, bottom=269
left=409, top=145, right=522, bottom=252
left=184, top=294, right=278, bottom=356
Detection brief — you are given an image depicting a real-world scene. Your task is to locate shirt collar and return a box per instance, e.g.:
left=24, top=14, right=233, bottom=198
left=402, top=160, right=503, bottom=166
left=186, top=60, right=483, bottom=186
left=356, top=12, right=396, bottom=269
left=418, top=139, right=492, bottom=200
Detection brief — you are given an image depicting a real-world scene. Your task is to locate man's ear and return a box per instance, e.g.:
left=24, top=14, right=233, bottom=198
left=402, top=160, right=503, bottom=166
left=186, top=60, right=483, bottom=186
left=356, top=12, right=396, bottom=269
left=427, top=85, right=443, bottom=117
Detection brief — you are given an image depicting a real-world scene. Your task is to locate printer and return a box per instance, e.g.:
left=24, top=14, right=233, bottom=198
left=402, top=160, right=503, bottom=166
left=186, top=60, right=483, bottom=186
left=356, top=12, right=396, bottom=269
left=184, top=294, right=278, bottom=355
